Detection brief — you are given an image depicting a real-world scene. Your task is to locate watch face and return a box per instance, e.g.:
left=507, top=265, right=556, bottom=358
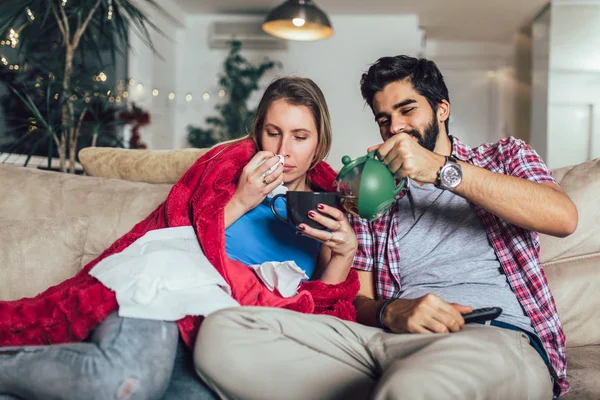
left=442, top=164, right=462, bottom=188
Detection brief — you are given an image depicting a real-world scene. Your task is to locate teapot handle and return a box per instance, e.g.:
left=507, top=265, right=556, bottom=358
left=394, top=178, right=407, bottom=195
left=370, top=150, right=406, bottom=195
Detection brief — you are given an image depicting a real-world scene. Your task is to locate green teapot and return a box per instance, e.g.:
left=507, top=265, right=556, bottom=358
left=335, top=151, right=406, bottom=222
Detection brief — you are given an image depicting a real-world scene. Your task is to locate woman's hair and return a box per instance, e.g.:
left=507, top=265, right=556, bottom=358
left=203, top=76, right=332, bottom=168
left=249, top=76, right=332, bottom=169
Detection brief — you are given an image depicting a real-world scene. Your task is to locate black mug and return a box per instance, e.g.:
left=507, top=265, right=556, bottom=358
left=270, top=191, right=340, bottom=230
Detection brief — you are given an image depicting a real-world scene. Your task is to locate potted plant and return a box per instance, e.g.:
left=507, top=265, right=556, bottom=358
left=0, top=0, right=166, bottom=172
left=188, top=40, right=281, bottom=148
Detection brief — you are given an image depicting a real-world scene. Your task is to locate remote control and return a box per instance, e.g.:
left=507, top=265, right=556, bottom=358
left=462, top=307, right=503, bottom=324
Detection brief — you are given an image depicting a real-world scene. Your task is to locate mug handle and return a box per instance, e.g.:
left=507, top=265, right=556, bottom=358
left=270, top=193, right=288, bottom=223
left=370, top=150, right=407, bottom=196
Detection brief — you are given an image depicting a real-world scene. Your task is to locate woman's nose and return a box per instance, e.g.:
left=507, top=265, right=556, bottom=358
left=278, top=136, right=291, bottom=156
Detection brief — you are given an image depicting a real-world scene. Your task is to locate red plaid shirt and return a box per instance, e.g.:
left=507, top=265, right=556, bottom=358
left=350, top=136, right=568, bottom=397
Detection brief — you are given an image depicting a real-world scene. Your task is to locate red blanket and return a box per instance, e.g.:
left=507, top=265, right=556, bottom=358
left=0, top=139, right=359, bottom=348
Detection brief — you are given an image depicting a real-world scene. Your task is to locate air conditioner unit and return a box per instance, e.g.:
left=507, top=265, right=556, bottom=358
left=208, top=21, right=288, bottom=51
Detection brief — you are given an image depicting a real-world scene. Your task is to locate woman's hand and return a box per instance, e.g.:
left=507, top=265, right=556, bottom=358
left=225, top=152, right=283, bottom=228
left=232, top=152, right=283, bottom=212
left=298, top=204, right=358, bottom=260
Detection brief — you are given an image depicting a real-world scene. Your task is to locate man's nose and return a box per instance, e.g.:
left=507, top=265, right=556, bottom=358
left=390, top=115, right=408, bottom=135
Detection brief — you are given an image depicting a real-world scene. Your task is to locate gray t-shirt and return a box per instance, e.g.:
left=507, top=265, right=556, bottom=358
left=396, top=179, right=533, bottom=333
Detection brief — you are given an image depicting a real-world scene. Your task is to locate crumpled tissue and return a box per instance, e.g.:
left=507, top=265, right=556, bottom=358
left=249, top=260, right=309, bottom=298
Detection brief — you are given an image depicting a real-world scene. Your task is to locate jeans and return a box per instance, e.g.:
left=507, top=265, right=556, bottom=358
left=0, top=313, right=179, bottom=400
left=161, top=340, right=218, bottom=400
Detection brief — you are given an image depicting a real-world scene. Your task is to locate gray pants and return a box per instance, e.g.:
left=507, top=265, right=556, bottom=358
left=0, top=313, right=179, bottom=400
left=194, top=307, right=554, bottom=400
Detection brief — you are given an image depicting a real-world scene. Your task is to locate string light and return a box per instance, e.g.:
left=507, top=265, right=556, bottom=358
left=106, top=90, right=111, bottom=95
left=61, top=0, right=67, bottom=6
left=26, top=7, right=35, bottom=21
left=107, top=0, right=113, bottom=21
left=185, top=93, right=192, bottom=102
left=218, top=89, right=226, bottom=97
left=109, top=96, right=115, bottom=103
left=152, top=89, right=159, bottom=97
left=136, top=83, right=143, bottom=91
left=9, top=29, right=19, bottom=48
left=85, top=97, right=91, bottom=103
left=168, top=92, right=175, bottom=100
left=1, top=41, right=5, bottom=46
left=115, top=96, right=121, bottom=103
left=122, top=91, right=129, bottom=98
left=202, top=92, right=210, bottom=101
left=129, top=79, right=135, bottom=85
left=1, top=57, right=7, bottom=66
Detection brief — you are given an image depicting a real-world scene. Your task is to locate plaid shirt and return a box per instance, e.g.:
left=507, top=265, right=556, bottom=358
left=350, top=136, right=568, bottom=397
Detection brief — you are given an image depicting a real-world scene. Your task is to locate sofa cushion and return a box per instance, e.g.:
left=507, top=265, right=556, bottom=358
left=0, top=217, right=89, bottom=300
left=78, top=147, right=208, bottom=184
left=544, top=254, right=600, bottom=347
left=562, top=345, right=600, bottom=399
left=540, top=158, right=600, bottom=264
left=0, top=164, right=172, bottom=266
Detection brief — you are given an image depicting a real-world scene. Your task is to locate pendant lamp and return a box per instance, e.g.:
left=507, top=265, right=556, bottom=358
left=262, top=0, right=333, bottom=41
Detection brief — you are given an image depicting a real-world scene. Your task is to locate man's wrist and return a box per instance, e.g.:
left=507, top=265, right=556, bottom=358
left=429, top=153, right=447, bottom=184
left=376, top=298, right=395, bottom=330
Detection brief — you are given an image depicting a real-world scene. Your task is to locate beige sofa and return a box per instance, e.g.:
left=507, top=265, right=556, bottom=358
left=0, top=148, right=598, bottom=399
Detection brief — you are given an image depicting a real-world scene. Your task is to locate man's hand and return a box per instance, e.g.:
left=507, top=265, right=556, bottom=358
left=368, top=133, right=445, bottom=184
left=382, top=294, right=472, bottom=334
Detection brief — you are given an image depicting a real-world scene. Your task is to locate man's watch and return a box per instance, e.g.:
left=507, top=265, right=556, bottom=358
left=436, top=155, right=462, bottom=190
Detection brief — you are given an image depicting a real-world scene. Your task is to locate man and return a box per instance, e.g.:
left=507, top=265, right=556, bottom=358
left=193, top=56, right=577, bottom=400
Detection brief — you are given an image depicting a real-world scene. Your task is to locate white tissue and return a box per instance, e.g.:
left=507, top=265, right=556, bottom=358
left=249, top=261, right=309, bottom=298
left=260, top=154, right=287, bottom=198
left=267, top=183, right=288, bottom=198
left=90, top=226, right=240, bottom=321
left=263, top=154, right=285, bottom=176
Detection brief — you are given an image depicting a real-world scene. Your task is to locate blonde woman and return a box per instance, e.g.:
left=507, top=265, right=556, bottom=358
left=0, top=77, right=359, bottom=400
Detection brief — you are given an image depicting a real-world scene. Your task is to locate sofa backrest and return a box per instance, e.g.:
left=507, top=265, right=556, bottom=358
left=539, top=158, right=600, bottom=347
left=0, top=164, right=172, bottom=300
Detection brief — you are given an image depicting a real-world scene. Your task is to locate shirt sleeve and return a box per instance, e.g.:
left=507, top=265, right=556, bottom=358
left=506, top=139, right=559, bottom=186
left=348, top=214, right=374, bottom=272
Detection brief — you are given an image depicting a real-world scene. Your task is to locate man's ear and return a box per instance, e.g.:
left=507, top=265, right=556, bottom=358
left=437, top=100, right=450, bottom=123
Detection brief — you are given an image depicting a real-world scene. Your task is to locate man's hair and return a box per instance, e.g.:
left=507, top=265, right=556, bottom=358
left=360, top=55, right=450, bottom=133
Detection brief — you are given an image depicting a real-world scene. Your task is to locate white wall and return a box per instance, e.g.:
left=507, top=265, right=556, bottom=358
left=128, top=0, right=187, bottom=150
left=425, top=40, right=513, bottom=148
left=128, top=10, right=527, bottom=170
left=529, top=1, right=600, bottom=169
left=170, top=14, right=422, bottom=169
left=530, top=7, right=551, bottom=161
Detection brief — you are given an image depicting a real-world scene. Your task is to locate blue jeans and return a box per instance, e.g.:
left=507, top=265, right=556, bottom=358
left=161, top=340, right=218, bottom=400
left=0, top=313, right=179, bottom=400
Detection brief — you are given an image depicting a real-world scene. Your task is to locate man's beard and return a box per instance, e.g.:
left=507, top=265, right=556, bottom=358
left=404, top=115, right=439, bottom=152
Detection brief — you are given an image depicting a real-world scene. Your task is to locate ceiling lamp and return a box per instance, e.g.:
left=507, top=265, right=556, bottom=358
left=262, top=0, right=333, bottom=41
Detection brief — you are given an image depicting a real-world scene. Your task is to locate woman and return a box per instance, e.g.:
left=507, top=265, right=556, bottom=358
left=0, top=77, right=358, bottom=400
